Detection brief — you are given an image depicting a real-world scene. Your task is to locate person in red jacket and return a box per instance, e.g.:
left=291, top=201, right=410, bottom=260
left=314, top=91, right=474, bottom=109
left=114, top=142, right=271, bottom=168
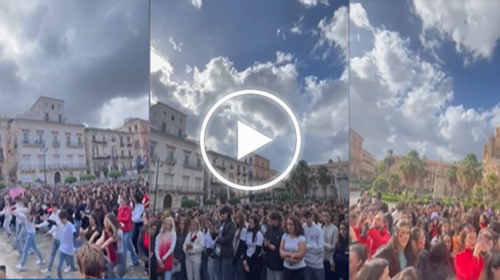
left=361, top=211, right=390, bottom=258
left=455, top=224, right=486, bottom=280
left=117, top=197, right=139, bottom=266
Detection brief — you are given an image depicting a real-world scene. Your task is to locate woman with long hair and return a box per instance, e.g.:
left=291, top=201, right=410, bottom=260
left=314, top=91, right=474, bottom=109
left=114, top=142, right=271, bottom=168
left=421, top=242, right=454, bottom=280
left=349, top=243, right=367, bottom=280
left=479, top=247, right=500, bottom=280
left=95, top=212, right=127, bottom=279
left=150, top=221, right=161, bottom=280
left=410, top=226, right=428, bottom=274
left=233, top=211, right=248, bottom=280
left=243, top=215, right=264, bottom=280
left=174, top=216, right=188, bottom=280
left=279, top=215, right=306, bottom=280
left=373, top=219, right=416, bottom=278
left=455, top=224, right=484, bottom=280
left=155, top=216, right=177, bottom=280
left=333, top=220, right=349, bottom=280
left=183, top=218, right=204, bottom=280
left=356, top=258, right=390, bottom=280
left=137, top=210, right=150, bottom=275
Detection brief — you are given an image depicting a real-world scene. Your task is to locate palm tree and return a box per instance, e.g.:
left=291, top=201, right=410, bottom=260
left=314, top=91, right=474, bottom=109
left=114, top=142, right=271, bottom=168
left=398, top=150, right=426, bottom=197
left=283, top=180, right=297, bottom=201
left=446, top=166, right=458, bottom=197
left=387, top=173, right=401, bottom=193
left=289, top=160, right=312, bottom=197
left=384, top=150, right=395, bottom=176
left=457, top=153, right=482, bottom=193
left=316, top=166, right=332, bottom=198
left=482, top=172, right=500, bottom=202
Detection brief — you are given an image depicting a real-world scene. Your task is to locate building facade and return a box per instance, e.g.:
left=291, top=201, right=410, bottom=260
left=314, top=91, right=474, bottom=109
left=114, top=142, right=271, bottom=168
left=7, top=97, right=86, bottom=184
left=149, top=103, right=204, bottom=209
left=205, top=151, right=252, bottom=200
left=349, top=128, right=364, bottom=179
left=0, top=117, right=8, bottom=182
left=119, top=118, right=149, bottom=168
left=241, top=153, right=271, bottom=185
left=360, top=149, right=377, bottom=181
left=84, top=128, right=136, bottom=178
left=309, top=159, right=350, bottom=199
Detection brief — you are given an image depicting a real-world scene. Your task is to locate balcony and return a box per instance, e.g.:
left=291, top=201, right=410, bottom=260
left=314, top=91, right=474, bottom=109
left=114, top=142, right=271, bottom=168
left=120, top=155, right=133, bottom=159
left=19, top=165, right=36, bottom=173
left=66, top=141, right=83, bottom=149
left=52, top=140, right=61, bottom=148
left=165, top=157, right=177, bottom=166
left=92, top=155, right=110, bottom=160
left=183, top=160, right=203, bottom=171
left=21, top=140, right=43, bottom=148
left=156, top=184, right=204, bottom=195
left=62, top=163, right=86, bottom=170
left=92, top=139, right=107, bottom=145
left=126, top=143, right=132, bottom=147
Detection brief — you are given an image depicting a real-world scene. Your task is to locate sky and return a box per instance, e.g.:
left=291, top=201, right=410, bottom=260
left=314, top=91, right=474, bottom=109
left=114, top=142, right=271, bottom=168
left=350, top=0, right=500, bottom=163
left=150, top=0, right=348, bottom=171
left=0, top=0, right=149, bottom=129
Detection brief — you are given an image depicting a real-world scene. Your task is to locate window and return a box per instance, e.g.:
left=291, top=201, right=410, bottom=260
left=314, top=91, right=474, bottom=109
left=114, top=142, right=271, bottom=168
left=171, top=115, right=175, bottom=121
left=129, top=150, right=132, bottom=157
left=78, top=137, right=82, bottom=146
left=197, top=157, right=201, bottom=167
left=167, top=150, right=174, bottom=160
left=51, top=104, right=54, bottom=109
left=92, top=135, right=96, bottom=141
left=127, top=136, right=130, bottom=143
left=66, top=136, right=70, bottom=145
left=178, top=129, right=182, bottom=138
left=44, top=113, right=49, bottom=121
left=53, top=135, right=58, bottom=144
left=179, top=118, right=182, bottom=123
left=38, top=134, right=43, bottom=143
left=121, top=150, right=124, bottom=157
left=23, top=133, right=29, bottom=143
left=150, top=145, right=155, bottom=158
left=184, top=154, right=189, bottom=164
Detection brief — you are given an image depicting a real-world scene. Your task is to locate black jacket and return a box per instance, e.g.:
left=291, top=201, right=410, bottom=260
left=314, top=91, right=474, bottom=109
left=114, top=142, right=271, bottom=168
left=215, top=219, right=236, bottom=258
left=263, top=225, right=284, bottom=271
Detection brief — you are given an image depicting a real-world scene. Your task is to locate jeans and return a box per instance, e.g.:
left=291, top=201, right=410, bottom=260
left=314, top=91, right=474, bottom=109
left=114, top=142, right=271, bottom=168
left=164, top=270, right=173, bottom=280
left=124, top=231, right=139, bottom=265
left=3, top=215, right=11, bottom=234
left=108, top=252, right=127, bottom=279
left=46, top=239, right=61, bottom=272
left=73, top=220, right=82, bottom=248
left=266, top=268, right=283, bottom=280
left=12, top=222, right=21, bottom=246
left=234, top=261, right=245, bottom=280
left=304, top=267, right=325, bottom=280
left=56, top=252, right=76, bottom=279
left=201, top=251, right=209, bottom=280
left=207, top=256, right=218, bottom=280
left=215, top=256, right=233, bottom=280
left=20, top=232, right=43, bottom=266
left=15, top=226, right=27, bottom=255
left=132, top=222, right=143, bottom=254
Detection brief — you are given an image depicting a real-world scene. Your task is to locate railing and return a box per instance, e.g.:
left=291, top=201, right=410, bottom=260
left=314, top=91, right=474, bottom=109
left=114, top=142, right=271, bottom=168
left=66, top=142, right=84, bottom=148
left=165, top=157, right=176, bottom=166
left=21, top=140, right=43, bottom=148
left=92, top=139, right=107, bottom=144
left=183, top=160, right=203, bottom=171
left=155, top=184, right=204, bottom=194
left=93, top=155, right=110, bottom=159
left=52, top=140, right=60, bottom=148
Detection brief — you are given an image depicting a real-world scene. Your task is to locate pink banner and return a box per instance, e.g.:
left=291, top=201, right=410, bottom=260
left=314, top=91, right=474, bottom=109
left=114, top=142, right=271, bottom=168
left=9, top=187, right=24, bottom=199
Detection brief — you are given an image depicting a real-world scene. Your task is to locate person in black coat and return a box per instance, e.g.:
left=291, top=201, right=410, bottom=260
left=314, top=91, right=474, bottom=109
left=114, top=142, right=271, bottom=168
left=149, top=220, right=161, bottom=280
left=333, top=221, right=349, bottom=280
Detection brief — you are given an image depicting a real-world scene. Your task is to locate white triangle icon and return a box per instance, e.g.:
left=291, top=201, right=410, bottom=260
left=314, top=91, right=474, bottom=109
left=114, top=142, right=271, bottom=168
left=237, top=121, right=273, bottom=160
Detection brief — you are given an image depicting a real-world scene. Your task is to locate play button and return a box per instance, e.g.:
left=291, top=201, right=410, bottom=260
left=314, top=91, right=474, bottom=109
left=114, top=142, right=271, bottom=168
left=237, top=121, right=273, bottom=160
left=200, top=89, right=302, bottom=191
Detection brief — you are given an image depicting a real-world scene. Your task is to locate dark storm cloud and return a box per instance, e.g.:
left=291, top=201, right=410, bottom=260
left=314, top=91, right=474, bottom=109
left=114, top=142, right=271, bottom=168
left=0, top=0, right=149, bottom=126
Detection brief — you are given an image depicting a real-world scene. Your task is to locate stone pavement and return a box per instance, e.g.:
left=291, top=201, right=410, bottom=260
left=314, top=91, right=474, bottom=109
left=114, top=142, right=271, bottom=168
left=0, top=231, right=147, bottom=279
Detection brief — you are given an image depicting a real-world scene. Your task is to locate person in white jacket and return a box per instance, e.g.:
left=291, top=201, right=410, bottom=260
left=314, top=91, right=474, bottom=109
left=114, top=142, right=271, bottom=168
left=183, top=218, right=204, bottom=280
left=1, top=200, right=12, bottom=237
left=155, top=216, right=177, bottom=280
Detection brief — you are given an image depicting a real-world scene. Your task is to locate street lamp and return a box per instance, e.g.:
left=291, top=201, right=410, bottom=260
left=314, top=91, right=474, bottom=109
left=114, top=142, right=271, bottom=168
left=152, top=154, right=163, bottom=211
left=40, top=142, right=49, bottom=188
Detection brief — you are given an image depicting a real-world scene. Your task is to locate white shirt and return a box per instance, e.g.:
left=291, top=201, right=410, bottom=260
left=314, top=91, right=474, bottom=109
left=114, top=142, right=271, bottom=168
left=58, top=221, right=76, bottom=255
left=131, top=204, right=144, bottom=223
left=245, top=230, right=264, bottom=258
left=203, top=230, right=215, bottom=249
left=183, top=231, right=205, bottom=256
left=282, top=233, right=306, bottom=270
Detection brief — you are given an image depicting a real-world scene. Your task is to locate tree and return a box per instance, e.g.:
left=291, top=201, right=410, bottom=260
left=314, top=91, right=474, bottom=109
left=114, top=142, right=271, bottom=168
left=387, top=173, right=401, bottom=192
left=482, top=172, right=500, bottom=202
left=316, top=166, right=332, bottom=198
left=446, top=166, right=458, bottom=197
left=472, top=184, right=485, bottom=202
left=64, top=176, right=77, bottom=184
left=372, top=176, right=389, bottom=193
left=283, top=180, right=297, bottom=201
left=289, top=160, right=312, bottom=196
left=108, top=171, right=122, bottom=179
left=458, top=153, right=482, bottom=192
left=375, top=161, right=386, bottom=178
left=398, top=150, right=427, bottom=197
left=0, top=182, right=6, bottom=189
left=384, top=150, right=395, bottom=175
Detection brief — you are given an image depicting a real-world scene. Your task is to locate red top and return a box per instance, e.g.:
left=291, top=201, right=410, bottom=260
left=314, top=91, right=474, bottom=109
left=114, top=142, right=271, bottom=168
left=143, top=232, right=149, bottom=251
left=454, top=249, right=482, bottom=280
left=480, top=223, right=486, bottom=229
left=157, top=233, right=173, bottom=272
left=117, top=205, right=132, bottom=232
left=105, top=231, right=118, bottom=264
left=431, top=225, right=438, bottom=238
left=143, top=194, right=149, bottom=209
left=363, top=226, right=390, bottom=258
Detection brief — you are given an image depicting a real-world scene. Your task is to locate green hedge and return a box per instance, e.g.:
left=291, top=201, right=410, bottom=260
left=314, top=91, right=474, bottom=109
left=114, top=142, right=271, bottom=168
left=64, top=176, right=77, bottom=184
left=181, top=199, right=198, bottom=208
left=376, top=192, right=500, bottom=209
left=0, top=182, right=6, bottom=189
left=205, top=199, right=216, bottom=206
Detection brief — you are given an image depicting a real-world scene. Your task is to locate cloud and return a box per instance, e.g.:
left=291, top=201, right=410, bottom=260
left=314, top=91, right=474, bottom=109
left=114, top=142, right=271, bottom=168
left=169, top=37, right=183, bottom=52
left=298, top=0, right=329, bottom=8
left=0, top=0, right=148, bottom=127
left=316, top=6, right=349, bottom=61
left=350, top=2, right=499, bottom=162
left=412, top=0, right=500, bottom=64
left=191, top=0, right=202, bottom=9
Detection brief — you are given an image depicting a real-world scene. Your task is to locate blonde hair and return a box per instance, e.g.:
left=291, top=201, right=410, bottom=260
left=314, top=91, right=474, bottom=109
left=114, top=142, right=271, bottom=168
left=162, top=216, right=176, bottom=233
left=190, top=218, right=201, bottom=232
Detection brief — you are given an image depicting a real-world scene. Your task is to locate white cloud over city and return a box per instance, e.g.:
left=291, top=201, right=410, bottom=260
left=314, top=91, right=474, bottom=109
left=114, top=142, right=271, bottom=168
left=350, top=0, right=500, bottom=161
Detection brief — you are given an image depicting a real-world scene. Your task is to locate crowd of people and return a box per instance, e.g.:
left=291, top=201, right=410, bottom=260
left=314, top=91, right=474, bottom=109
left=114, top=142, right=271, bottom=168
left=148, top=199, right=349, bottom=280
left=0, top=180, right=149, bottom=279
left=350, top=191, right=500, bottom=280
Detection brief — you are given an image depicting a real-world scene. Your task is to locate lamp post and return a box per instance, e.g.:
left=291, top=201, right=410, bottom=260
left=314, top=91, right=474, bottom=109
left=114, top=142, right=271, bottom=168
left=40, top=142, right=49, bottom=188
left=152, top=154, right=163, bottom=211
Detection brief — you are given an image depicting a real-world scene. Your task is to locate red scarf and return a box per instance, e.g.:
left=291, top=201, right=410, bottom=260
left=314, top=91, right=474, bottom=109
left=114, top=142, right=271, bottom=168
left=157, top=233, right=173, bottom=273
left=143, top=232, right=149, bottom=251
